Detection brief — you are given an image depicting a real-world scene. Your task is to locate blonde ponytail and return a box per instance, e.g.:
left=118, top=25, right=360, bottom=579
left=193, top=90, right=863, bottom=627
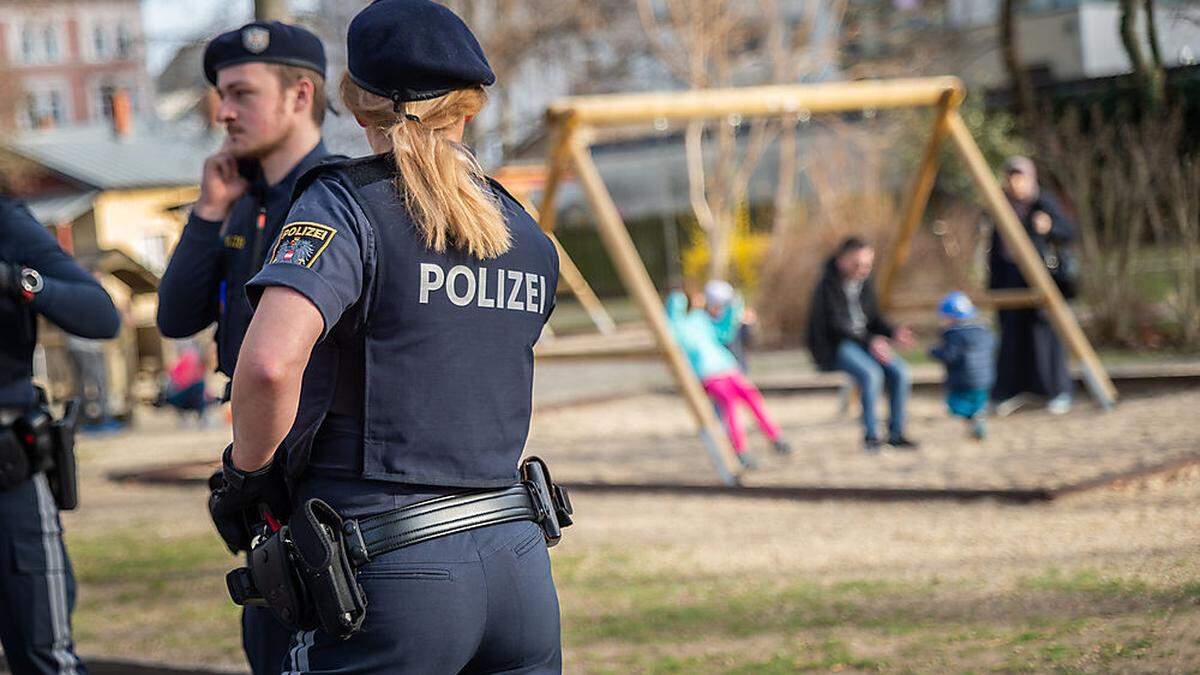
left=340, top=74, right=510, bottom=259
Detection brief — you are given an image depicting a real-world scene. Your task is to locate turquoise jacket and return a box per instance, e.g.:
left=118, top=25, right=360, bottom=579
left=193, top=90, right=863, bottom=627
left=709, top=294, right=745, bottom=346
left=665, top=292, right=739, bottom=380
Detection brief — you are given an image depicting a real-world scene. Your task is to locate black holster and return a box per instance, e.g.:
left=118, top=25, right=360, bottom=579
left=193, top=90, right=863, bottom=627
left=0, top=426, right=31, bottom=491
left=1, top=398, right=80, bottom=510
left=522, top=456, right=573, bottom=546
left=227, top=498, right=367, bottom=640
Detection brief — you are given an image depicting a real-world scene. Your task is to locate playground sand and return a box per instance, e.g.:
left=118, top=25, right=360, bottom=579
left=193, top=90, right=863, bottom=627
left=531, top=385, right=1200, bottom=491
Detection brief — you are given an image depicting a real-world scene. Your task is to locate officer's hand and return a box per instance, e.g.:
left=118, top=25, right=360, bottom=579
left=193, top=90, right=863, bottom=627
left=208, top=470, right=254, bottom=554
left=194, top=151, right=249, bottom=222
left=0, top=262, right=21, bottom=300
left=207, top=446, right=292, bottom=554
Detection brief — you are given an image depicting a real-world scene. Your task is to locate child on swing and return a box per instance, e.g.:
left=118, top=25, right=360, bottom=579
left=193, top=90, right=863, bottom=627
left=666, top=287, right=791, bottom=469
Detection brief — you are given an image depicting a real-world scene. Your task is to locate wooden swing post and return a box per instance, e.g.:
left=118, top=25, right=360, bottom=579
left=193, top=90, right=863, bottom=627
left=877, top=90, right=959, bottom=308
left=565, top=131, right=742, bottom=483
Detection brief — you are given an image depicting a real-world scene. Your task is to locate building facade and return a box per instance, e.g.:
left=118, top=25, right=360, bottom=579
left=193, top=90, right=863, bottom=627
left=0, top=0, right=152, bottom=130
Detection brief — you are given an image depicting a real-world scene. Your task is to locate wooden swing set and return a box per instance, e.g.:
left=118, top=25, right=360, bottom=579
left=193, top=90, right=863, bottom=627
left=530, top=76, right=1118, bottom=486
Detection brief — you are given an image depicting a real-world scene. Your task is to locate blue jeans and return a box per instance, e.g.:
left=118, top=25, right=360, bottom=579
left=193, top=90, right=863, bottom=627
left=835, top=340, right=910, bottom=440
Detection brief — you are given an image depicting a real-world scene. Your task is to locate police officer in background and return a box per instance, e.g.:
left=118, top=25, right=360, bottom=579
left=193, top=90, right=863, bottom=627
left=214, top=0, right=565, bottom=671
left=155, top=20, right=331, bottom=675
left=1, top=195, right=120, bottom=674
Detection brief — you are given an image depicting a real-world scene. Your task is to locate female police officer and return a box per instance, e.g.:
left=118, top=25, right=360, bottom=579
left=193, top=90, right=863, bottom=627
left=220, top=1, right=562, bottom=672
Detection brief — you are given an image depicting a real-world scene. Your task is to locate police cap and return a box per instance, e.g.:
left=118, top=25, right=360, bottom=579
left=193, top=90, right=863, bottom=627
left=347, top=0, right=496, bottom=105
left=204, top=21, right=326, bottom=86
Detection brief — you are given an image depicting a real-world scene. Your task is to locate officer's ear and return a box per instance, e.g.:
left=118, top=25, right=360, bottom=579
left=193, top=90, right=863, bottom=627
left=292, top=77, right=314, bottom=115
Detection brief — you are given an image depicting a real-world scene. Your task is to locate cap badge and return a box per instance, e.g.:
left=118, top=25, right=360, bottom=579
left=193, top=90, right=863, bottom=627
left=242, top=26, right=270, bottom=54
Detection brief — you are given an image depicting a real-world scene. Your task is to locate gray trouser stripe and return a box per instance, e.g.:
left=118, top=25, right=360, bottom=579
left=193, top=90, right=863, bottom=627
left=33, top=473, right=79, bottom=675
left=286, top=630, right=315, bottom=674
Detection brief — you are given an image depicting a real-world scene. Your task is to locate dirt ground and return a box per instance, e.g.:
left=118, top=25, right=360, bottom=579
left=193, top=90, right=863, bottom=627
left=33, top=380, right=1200, bottom=673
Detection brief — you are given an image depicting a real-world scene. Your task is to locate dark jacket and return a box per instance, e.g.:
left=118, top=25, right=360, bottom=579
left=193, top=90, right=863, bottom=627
left=157, top=141, right=330, bottom=376
left=988, top=191, right=1075, bottom=290
left=806, top=257, right=894, bottom=372
left=1, top=196, right=120, bottom=407
left=930, top=321, right=996, bottom=391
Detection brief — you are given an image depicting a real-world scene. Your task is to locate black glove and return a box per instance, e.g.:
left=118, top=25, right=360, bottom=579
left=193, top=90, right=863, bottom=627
left=207, top=445, right=291, bottom=554
left=0, top=262, right=21, bottom=300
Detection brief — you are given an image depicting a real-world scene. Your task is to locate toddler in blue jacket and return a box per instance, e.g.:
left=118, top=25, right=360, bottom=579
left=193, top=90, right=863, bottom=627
left=930, top=292, right=996, bottom=439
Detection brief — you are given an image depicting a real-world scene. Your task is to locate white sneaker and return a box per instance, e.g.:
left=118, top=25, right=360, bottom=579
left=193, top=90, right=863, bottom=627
left=1046, top=394, right=1072, bottom=415
left=994, top=394, right=1028, bottom=418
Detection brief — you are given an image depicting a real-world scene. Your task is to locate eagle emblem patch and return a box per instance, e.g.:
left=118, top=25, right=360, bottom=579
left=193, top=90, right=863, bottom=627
left=242, top=26, right=271, bottom=54
left=270, top=222, right=336, bottom=268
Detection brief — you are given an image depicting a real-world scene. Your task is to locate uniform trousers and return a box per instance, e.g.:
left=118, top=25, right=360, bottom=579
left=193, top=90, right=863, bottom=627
left=0, top=473, right=86, bottom=675
left=281, top=519, right=561, bottom=674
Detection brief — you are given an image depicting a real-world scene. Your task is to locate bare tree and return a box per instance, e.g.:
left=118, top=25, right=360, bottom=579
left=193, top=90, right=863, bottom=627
left=638, top=0, right=835, bottom=278
left=442, top=0, right=634, bottom=158
left=1119, top=0, right=1165, bottom=110
left=255, top=0, right=290, bottom=21
left=1000, top=0, right=1036, bottom=123
left=763, top=0, right=848, bottom=235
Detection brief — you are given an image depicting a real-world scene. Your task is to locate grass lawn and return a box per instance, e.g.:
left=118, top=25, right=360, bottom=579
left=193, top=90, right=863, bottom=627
left=63, top=492, right=1200, bottom=673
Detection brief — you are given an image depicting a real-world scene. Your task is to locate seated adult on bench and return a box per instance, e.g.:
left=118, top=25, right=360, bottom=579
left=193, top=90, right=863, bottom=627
left=807, top=237, right=918, bottom=452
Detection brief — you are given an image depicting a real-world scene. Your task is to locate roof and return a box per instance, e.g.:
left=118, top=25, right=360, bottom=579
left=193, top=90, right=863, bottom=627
left=77, top=248, right=159, bottom=294
left=26, top=190, right=99, bottom=225
left=6, top=120, right=223, bottom=190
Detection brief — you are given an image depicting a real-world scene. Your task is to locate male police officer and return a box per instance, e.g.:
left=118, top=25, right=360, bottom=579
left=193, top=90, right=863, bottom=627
left=1, top=195, right=120, bottom=674
left=155, top=20, right=330, bottom=675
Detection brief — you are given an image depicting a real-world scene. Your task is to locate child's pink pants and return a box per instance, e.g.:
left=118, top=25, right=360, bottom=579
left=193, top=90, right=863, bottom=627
left=702, top=371, right=781, bottom=454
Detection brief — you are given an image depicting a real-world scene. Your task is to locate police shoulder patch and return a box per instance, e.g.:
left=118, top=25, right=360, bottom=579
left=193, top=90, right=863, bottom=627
left=270, top=221, right=337, bottom=268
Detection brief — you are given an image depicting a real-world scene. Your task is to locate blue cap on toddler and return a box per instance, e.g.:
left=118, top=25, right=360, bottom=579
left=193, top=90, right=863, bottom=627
left=939, top=291, right=976, bottom=319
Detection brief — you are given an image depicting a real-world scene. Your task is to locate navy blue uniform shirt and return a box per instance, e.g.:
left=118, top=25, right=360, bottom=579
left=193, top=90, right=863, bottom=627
left=246, top=157, right=558, bottom=516
left=0, top=196, right=120, bottom=408
left=157, top=141, right=330, bottom=377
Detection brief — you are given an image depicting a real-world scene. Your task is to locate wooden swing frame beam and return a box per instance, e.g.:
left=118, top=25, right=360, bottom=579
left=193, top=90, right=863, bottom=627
left=535, top=77, right=1117, bottom=486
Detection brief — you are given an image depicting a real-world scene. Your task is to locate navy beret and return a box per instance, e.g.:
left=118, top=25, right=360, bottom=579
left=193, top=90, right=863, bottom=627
left=347, top=0, right=496, bottom=104
left=204, top=21, right=326, bottom=86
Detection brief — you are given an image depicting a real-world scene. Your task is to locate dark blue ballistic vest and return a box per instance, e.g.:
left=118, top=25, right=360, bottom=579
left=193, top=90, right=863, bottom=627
left=282, top=155, right=558, bottom=489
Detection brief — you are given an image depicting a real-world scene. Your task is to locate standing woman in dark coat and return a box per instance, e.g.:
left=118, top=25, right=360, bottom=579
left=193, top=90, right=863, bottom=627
left=989, top=156, right=1075, bottom=415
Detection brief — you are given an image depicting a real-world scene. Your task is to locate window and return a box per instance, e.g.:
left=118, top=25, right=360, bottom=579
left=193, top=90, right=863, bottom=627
left=139, top=235, right=168, bottom=275
left=43, top=25, right=59, bottom=61
left=93, top=25, right=108, bottom=59
left=21, top=26, right=35, bottom=63
left=94, top=83, right=117, bottom=121
left=48, top=90, right=62, bottom=122
left=22, top=88, right=67, bottom=128
left=116, top=23, right=133, bottom=59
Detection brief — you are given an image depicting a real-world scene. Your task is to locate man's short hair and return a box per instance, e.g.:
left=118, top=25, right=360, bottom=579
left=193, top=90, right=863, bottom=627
left=273, top=64, right=326, bottom=126
left=836, top=236, right=871, bottom=257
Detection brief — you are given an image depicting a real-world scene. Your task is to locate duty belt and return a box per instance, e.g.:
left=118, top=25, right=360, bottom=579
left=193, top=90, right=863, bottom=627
left=226, top=456, right=573, bottom=640
left=343, top=484, right=545, bottom=566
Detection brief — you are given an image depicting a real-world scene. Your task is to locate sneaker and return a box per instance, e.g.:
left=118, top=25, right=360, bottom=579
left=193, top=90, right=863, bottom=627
left=970, top=415, right=987, bottom=440
left=994, top=394, right=1028, bottom=418
left=772, top=439, right=793, bottom=456
left=864, top=436, right=884, bottom=453
left=1046, top=394, right=1072, bottom=416
left=736, top=452, right=759, bottom=470
left=887, top=435, right=920, bottom=451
